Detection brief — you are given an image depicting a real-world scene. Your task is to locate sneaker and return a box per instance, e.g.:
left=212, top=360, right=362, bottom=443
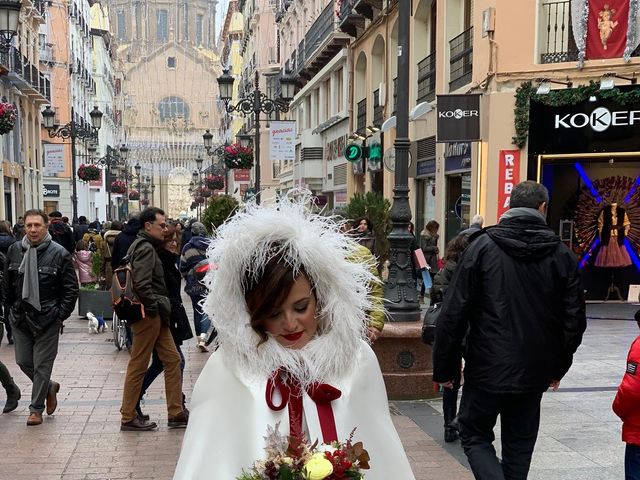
left=197, top=334, right=209, bottom=352
left=121, top=417, right=157, bottom=431
left=168, top=409, right=189, bottom=429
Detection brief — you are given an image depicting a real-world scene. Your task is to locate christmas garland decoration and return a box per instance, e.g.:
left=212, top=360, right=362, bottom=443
left=512, top=80, right=640, bottom=148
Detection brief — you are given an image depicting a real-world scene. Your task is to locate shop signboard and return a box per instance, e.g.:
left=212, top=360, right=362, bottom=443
left=436, top=94, right=481, bottom=142
left=416, top=159, right=436, bottom=177
left=334, top=190, right=348, bottom=208
left=497, top=150, right=520, bottom=219
left=269, top=121, right=296, bottom=162
left=444, top=142, right=472, bottom=172
left=529, top=91, right=640, bottom=156
left=43, top=184, right=60, bottom=197
left=234, top=169, right=250, bottom=182
left=44, top=144, right=65, bottom=176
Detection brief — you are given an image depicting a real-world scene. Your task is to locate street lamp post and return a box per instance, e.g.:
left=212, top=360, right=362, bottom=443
left=42, top=105, right=103, bottom=223
left=383, top=0, right=420, bottom=322
left=203, top=129, right=229, bottom=196
left=217, top=69, right=296, bottom=204
left=134, top=162, right=141, bottom=210
left=0, top=0, right=22, bottom=53
left=95, top=144, right=128, bottom=220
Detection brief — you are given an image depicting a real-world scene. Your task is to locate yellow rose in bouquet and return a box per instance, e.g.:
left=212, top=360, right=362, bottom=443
left=303, top=452, right=333, bottom=480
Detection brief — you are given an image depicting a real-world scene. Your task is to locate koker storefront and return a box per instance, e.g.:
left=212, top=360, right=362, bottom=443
left=528, top=91, right=640, bottom=301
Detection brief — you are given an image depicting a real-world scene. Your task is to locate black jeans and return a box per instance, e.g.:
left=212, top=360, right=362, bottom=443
left=457, top=384, right=543, bottom=480
left=443, top=368, right=462, bottom=426
left=626, top=444, right=640, bottom=480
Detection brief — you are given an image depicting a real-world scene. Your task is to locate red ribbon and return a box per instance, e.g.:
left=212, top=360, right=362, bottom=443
left=266, top=370, right=341, bottom=443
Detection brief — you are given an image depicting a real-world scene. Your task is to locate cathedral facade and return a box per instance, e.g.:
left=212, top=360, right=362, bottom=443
left=108, top=0, right=223, bottom=218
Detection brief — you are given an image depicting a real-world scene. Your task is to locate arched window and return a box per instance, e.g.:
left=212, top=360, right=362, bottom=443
left=158, top=96, right=189, bottom=121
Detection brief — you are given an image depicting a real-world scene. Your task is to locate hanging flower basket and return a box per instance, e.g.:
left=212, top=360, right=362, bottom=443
left=190, top=201, right=198, bottom=210
left=200, top=187, right=212, bottom=198
left=196, top=196, right=205, bottom=204
left=204, top=175, right=225, bottom=190
left=128, top=190, right=140, bottom=200
left=110, top=180, right=126, bottom=194
left=0, top=102, right=16, bottom=135
left=140, top=198, right=150, bottom=206
left=223, top=143, right=254, bottom=169
left=77, top=164, right=100, bottom=182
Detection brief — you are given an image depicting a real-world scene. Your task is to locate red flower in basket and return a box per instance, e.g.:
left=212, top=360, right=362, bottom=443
left=77, top=164, right=101, bottom=182
left=224, top=143, right=254, bottom=169
left=200, top=187, right=212, bottom=198
left=110, top=180, right=126, bottom=194
left=140, top=198, right=150, bottom=206
left=129, top=190, right=140, bottom=200
left=204, top=175, right=225, bottom=190
left=196, top=196, right=205, bottom=204
left=0, top=102, right=16, bottom=135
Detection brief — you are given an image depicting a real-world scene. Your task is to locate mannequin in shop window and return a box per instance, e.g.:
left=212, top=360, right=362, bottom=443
left=596, top=202, right=632, bottom=268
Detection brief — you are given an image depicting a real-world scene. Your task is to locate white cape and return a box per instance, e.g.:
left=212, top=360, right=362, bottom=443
left=173, top=341, right=415, bottom=479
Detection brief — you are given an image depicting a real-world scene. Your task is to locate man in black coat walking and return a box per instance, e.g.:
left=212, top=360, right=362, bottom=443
left=111, top=212, right=141, bottom=269
left=433, top=181, right=586, bottom=480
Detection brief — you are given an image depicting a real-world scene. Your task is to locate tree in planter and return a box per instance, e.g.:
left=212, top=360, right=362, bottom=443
left=344, top=192, right=392, bottom=266
left=201, top=195, right=240, bottom=234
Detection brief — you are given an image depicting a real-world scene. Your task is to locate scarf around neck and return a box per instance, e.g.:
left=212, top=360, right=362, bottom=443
left=19, top=232, right=52, bottom=312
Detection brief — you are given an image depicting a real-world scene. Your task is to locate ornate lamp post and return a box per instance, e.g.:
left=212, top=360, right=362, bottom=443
left=42, top=105, right=103, bottom=222
left=203, top=129, right=229, bottom=195
left=95, top=144, right=128, bottom=220
left=0, top=0, right=22, bottom=53
left=217, top=69, right=296, bottom=204
left=383, top=0, right=420, bottom=322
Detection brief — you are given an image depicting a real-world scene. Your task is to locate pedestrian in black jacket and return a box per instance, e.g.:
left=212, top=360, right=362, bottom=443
left=433, top=181, right=586, bottom=480
left=4, top=209, right=79, bottom=426
left=111, top=213, right=141, bottom=269
left=0, top=221, right=15, bottom=344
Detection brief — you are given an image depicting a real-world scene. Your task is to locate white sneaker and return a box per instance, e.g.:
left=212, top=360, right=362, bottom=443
left=197, top=334, right=209, bottom=352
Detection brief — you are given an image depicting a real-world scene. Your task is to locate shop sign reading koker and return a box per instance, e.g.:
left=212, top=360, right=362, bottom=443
left=555, top=107, right=640, bottom=132
left=436, top=94, right=481, bottom=142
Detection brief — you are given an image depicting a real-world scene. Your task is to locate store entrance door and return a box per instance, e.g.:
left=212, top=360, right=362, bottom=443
left=445, top=172, right=471, bottom=244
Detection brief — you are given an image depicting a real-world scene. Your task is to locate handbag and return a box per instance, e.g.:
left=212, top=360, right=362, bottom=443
left=421, top=302, right=442, bottom=345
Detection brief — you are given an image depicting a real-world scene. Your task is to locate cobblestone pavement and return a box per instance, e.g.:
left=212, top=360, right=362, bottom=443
left=0, top=311, right=471, bottom=480
left=1, top=304, right=635, bottom=480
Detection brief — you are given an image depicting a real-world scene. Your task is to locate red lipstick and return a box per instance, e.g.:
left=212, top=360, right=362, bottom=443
left=282, top=331, right=303, bottom=341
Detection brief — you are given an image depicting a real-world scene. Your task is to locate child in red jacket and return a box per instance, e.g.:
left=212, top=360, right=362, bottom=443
left=613, top=309, right=640, bottom=480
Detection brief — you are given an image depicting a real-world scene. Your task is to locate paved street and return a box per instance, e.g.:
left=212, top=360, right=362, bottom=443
left=0, top=304, right=636, bottom=479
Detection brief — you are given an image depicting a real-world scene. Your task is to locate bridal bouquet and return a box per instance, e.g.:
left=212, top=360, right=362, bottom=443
left=237, top=424, right=369, bottom=480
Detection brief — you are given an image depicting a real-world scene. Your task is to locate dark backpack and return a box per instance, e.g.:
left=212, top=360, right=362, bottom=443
left=49, top=221, right=74, bottom=253
left=110, top=239, right=146, bottom=323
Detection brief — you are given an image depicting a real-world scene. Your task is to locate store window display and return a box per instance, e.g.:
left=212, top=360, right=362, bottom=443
left=596, top=202, right=632, bottom=268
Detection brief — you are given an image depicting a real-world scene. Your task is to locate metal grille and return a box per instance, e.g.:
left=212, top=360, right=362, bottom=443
left=416, top=136, right=436, bottom=161
left=373, top=89, right=383, bottom=127
left=417, top=52, right=436, bottom=103
left=449, top=27, right=473, bottom=91
left=302, top=147, right=323, bottom=162
left=540, top=1, right=577, bottom=63
left=333, top=163, right=347, bottom=186
left=356, top=98, right=366, bottom=133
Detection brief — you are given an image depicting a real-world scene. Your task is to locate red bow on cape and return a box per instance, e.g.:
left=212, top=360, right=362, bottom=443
left=265, top=369, right=341, bottom=443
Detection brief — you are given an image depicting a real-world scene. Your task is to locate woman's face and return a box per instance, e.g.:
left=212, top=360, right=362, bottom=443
left=263, top=275, right=318, bottom=349
left=357, top=219, right=369, bottom=232
left=164, top=234, right=179, bottom=254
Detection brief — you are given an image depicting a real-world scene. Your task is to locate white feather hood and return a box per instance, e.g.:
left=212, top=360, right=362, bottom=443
left=202, top=195, right=378, bottom=389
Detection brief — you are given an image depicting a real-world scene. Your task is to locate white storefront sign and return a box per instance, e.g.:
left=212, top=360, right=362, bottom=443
left=269, top=121, right=296, bottom=162
left=43, top=144, right=65, bottom=176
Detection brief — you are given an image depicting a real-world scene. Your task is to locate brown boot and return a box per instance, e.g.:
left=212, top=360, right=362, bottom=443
left=27, top=412, right=43, bottom=426
left=168, top=409, right=189, bottom=429
left=46, top=381, right=60, bottom=415
left=121, top=417, right=158, bottom=431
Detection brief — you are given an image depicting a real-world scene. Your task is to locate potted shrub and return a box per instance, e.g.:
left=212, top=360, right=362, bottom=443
left=77, top=251, right=113, bottom=318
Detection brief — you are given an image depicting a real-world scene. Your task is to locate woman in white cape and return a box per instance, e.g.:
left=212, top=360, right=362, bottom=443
left=173, top=195, right=415, bottom=479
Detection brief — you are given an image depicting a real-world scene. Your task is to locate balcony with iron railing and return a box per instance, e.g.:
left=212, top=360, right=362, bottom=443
left=356, top=98, right=366, bottom=133
left=417, top=52, right=436, bottom=103
left=338, top=0, right=365, bottom=38
left=5, top=46, right=50, bottom=102
left=449, top=27, right=473, bottom=91
left=373, top=89, right=383, bottom=127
